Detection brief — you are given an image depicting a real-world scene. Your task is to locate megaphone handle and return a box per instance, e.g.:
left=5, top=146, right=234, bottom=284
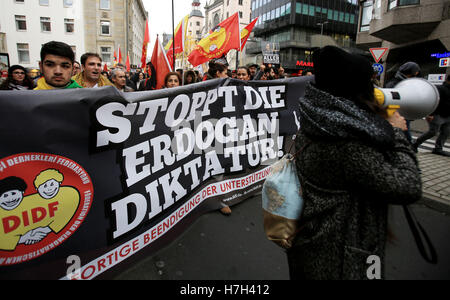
left=387, top=105, right=401, bottom=117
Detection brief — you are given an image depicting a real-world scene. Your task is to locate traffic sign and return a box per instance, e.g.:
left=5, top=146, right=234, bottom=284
left=439, top=58, right=449, bottom=67
left=373, top=63, right=384, bottom=76
left=370, top=48, right=388, bottom=63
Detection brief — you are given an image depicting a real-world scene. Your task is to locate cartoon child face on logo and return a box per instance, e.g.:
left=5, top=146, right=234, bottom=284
left=0, top=153, right=93, bottom=266
left=34, top=169, right=63, bottom=200
left=0, top=177, right=27, bottom=211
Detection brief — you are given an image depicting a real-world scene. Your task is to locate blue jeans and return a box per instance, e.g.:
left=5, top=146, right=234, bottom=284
left=414, top=115, right=450, bottom=151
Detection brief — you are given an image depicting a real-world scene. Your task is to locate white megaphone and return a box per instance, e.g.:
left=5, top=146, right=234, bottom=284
left=374, top=78, right=440, bottom=120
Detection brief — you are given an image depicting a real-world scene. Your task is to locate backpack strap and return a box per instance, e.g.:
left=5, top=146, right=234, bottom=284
left=403, top=205, right=438, bottom=264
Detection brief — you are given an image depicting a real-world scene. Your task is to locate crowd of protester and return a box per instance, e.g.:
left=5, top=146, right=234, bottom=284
left=0, top=40, right=312, bottom=216
left=0, top=40, right=313, bottom=93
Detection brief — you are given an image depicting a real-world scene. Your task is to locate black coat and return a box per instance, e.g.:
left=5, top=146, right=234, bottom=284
left=434, top=82, right=450, bottom=117
left=288, top=84, right=422, bottom=280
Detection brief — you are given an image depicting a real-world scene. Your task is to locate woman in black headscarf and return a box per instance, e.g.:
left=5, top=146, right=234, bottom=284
left=288, top=46, right=422, bottom=280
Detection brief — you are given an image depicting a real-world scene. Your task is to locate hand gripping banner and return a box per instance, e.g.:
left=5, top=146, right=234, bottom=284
left=0, top=77, right=309, bottom=279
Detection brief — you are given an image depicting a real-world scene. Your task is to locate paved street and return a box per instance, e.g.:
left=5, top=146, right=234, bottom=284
left=114, top=194, right=450, bottom=280
left=114, top=119, right=450, bottom=280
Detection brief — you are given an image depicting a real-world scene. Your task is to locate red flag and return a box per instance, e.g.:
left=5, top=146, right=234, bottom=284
left=240, top=18, right=258, bottom=50
left=141, top=20, right=150, bottom=68
left=165, top=15, right=188, bottom=69
left=151, top=36, right=172, bottom=90
left=118, top=45, right=123, bottom=64
left=188, top=12, right=240, bottom=67
left=113, top=50, right=118, bottom=66
left=103, top=64, right=108, bottom=72
left=125, top=52, right=131, bottom=72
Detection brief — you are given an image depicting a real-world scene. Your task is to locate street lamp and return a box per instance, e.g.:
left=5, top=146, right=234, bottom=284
left=317, top=21, right=329, bottom=48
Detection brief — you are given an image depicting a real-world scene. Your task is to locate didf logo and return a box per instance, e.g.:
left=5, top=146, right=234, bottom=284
left=0, top=153, right=93, bottom=265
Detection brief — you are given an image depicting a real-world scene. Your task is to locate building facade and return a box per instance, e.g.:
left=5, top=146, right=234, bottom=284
left=84, top=0, right=148, bottom=67
left=250, top=0, right=360, bottom=71
left=0, top=0, right=147, bottom=69
left=0, top=0, right=85, bottom=69
left=128, top=0, right=148, bottom=67
left=356, top=0, right=450, bottom=83
left=204, top=0, right=252, bottom=32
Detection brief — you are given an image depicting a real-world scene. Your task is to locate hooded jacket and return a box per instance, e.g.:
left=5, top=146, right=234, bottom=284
left=385, top=62, right=421, bottom=88
left=288, top=83, right=422, bottom=280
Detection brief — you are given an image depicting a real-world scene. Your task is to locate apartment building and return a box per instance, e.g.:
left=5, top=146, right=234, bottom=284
left=84, top=0, right=148, bottom=67
left=204, top=0, right=252, bottom=31
left=356, top=0, right=450, bottom=82
left=0, top=0, right=147, bottom=69
left=0, top=0, right=85, bottom=69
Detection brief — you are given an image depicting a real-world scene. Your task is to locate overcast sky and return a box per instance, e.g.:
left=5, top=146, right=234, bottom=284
left=143, top=0, right=207, bottom=52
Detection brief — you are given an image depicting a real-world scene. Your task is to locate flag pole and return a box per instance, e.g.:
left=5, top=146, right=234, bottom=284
left=237, top=12, right=242, bottom=69
left=172, top=0, right=176, bottom=71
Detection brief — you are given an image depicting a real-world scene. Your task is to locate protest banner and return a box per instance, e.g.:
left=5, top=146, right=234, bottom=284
left=0, top=77, right=309, bottom=279
left=262, top=42, right=280, bottom=65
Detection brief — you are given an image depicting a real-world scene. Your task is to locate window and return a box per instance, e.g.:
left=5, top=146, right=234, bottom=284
left=100, top=0, right=110, bottom=10
left=389, top=0, right=419, bottom=10
left=39, top=0, right=49, bottom=5
left=327, top=10, right=333, bottom=20
left=15, top=15, right=27, bottom=31
left=239, top=0, right=243, bottom=5
left=17, top=43, right=30, bottom=63
left=63, top=0, right=73, bottom=7
left=239, top=11, right=243, bottom=19
left=302, top=4, right=309, bottom=15
left=360, top=0, right=373, bottom=32
left=40, top=17, right=51, bottom=32
left=15, top=0, right=25, bottom=3
left=100, top=46, right=111, bottom=62
left=65, top=18, right=74, bottom=33
left=100, top=21, right=110, bottom=35
left=281, top=5, right=286, bottom=16
left=71, top=46, right=76, bottom=59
